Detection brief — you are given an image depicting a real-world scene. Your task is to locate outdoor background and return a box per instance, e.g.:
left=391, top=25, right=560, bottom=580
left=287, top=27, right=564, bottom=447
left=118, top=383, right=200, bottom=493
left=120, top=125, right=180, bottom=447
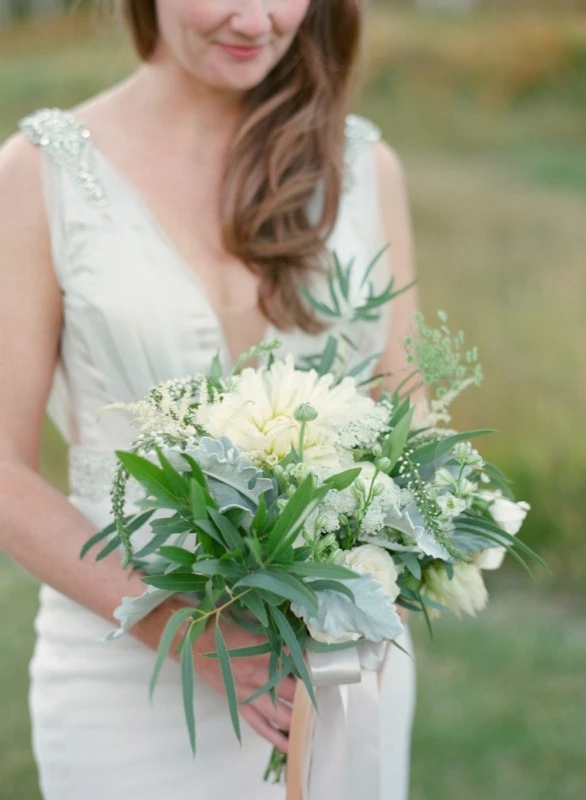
left=1, top=1, right=585, bottom=798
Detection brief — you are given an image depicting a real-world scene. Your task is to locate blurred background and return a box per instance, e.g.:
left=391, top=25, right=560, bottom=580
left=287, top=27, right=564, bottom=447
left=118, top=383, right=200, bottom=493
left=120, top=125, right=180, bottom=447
left=1, top=1, right=585, bottom=798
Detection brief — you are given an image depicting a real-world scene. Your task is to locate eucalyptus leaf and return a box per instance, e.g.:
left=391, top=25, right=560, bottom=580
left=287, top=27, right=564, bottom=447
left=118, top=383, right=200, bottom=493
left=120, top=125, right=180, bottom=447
left=181, top=639, right=197, bottom=754
left=215, top=625, right=242, bottom=742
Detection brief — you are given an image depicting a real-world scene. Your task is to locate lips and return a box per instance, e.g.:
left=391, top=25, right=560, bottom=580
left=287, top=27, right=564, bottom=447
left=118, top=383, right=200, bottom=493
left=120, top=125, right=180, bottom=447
left=216, top=42, right=265, bottom=60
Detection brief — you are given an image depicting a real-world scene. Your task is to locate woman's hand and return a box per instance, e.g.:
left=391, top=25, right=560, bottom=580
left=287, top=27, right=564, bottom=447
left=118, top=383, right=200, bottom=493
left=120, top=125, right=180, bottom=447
left=193, top=615, right=296, bottom=753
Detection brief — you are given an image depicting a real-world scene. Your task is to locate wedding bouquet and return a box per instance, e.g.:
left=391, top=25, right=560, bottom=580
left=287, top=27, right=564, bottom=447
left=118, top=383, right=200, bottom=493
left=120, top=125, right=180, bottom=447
left=82, top=255, right=540, bottom=784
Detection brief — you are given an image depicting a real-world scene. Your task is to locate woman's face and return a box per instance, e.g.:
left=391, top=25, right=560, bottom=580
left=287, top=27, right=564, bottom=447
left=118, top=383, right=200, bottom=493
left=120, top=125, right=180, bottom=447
left=155, top=0, right=312, bottom=92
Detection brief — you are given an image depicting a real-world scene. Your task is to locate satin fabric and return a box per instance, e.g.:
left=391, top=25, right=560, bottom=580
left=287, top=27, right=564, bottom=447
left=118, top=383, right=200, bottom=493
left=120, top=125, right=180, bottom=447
left=21, top=108, right=416, bottom=799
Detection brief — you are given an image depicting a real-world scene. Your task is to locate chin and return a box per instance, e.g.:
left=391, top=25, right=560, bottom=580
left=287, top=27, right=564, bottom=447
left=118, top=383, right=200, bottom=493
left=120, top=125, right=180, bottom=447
left=203, top=61, right=276, bottom=93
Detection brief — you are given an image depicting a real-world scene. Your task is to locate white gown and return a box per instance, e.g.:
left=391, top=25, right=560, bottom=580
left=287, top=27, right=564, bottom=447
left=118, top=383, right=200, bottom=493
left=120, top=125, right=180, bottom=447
left=19, top=108, right=416, bottom=800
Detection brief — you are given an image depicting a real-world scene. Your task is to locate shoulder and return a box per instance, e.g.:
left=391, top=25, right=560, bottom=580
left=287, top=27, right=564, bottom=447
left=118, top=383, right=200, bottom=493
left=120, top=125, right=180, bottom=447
left=0, top=126, right=52, bottom=274
left=0, top=129, right=45, bottom=220
left=373, top=139, right=407, bottom=194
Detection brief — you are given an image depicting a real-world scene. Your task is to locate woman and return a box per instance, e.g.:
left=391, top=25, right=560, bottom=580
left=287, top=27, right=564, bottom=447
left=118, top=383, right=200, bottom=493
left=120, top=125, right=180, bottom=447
left=0, top=1, right=417, bottom=798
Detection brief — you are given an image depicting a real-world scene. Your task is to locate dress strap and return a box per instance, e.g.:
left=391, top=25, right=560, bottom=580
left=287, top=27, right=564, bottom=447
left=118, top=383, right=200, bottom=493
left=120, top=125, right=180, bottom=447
left=344, top=114, right=382, bottom=192
left=19, top=107, right=107, bottom=207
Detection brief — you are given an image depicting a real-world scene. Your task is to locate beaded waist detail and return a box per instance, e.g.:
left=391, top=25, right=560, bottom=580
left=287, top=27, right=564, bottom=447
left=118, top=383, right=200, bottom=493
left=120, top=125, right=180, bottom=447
left=68, top=445, right=143, bottom=504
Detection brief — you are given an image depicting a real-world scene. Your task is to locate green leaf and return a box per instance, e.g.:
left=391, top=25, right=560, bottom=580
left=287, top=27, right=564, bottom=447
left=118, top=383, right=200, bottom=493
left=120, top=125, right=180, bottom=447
left=239, top=590, right=269, bottom=627
left=208, top=507, right=245, bottom=553
left=306, top=579, right=355, bottom=601
left=215, top=625, right=241, bottom=742
left=190, top=479, right=211, bottom=520
left=202, top=642, right=272, bottom=659
left=385, top=406, right=414, bottom=471
left=81, top=510, right=154, bottom=559
left=278, top=562, right=359, bottom=580
left=133, top=534, right=170, bottom=559
left=228, top=608, right=265, bottom=633
left=142, top=572, right=207, bottom=592
left=333, top=252, right=351, bottom=300
left=241, top=661, right=292, bottom=705
left=194, top=519, right=227, bottom=550
left=271, top=608, right=317, bottom=708
left=155, top=447, right=191, bottom=504
left=149, top=606, right=195, bottom=699
left=150, top=515, right=194, bottom=536
left=399, top=552, right=421, bottom=581
left=245, top=537, right=264, bottom=568
left=191, top=558, right=246, bottom=580
left=460, top=514, right=547, bottom=569
left=360, top=244, right=390, bottom=289
left=347, top=354, right=381, bottom=379
left=411, top=430, right=495, bottom=467
left=157, top=546, right=196, bottom=567
left=316, top=336, right=338, bottom=377
left=266, top=476, right=315, bottom=556
left=116, top=451, right=186, bottom=510
left=234, top=569, right=318, bottom=614
left=95, top=535, right=121, bottom=561
left=209, top=351, right=223, bottom=385
left=180, top=637, right=197, bottom=754
left=251, top=493, right=268, bottom=535
left=322, top=468, right=362, bottom=492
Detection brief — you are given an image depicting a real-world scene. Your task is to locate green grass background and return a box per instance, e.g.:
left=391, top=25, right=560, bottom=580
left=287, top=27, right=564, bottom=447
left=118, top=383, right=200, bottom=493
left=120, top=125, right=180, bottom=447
left=1, top=4, right=585, bottom=799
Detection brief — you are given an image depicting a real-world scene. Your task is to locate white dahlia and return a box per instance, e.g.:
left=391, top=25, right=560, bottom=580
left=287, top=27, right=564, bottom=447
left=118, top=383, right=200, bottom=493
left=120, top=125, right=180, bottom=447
left=196, top=356, right=386, bottom=468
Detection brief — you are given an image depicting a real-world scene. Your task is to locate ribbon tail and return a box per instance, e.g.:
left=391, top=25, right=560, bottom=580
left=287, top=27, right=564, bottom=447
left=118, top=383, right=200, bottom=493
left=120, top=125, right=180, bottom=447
left=347, top=671, right=380, bottom=800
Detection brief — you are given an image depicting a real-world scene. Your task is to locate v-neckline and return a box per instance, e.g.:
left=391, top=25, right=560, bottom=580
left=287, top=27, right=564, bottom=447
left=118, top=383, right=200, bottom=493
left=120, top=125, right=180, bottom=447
left=89, top=136, right=271, bottom=370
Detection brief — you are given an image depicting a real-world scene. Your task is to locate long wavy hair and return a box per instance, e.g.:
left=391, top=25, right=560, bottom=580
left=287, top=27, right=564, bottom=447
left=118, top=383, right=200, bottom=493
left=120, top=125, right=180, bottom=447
left=120, top=0, right=363, bottom=332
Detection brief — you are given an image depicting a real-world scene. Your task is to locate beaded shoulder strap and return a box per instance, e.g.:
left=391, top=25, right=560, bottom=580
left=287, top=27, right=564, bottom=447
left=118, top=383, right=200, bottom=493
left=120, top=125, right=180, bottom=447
left=19, top=108, right=107, bottom=207
left=344, top=114, right=382, bottom=191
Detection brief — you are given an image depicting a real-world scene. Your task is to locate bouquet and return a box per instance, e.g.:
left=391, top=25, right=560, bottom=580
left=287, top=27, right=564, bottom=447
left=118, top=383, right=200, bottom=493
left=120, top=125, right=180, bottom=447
left=82, top=255, right=540, bottom=788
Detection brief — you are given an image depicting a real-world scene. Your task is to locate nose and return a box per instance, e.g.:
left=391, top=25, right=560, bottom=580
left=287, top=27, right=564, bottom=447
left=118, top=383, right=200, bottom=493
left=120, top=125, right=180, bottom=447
left=229, top=0, right=273, bottom=40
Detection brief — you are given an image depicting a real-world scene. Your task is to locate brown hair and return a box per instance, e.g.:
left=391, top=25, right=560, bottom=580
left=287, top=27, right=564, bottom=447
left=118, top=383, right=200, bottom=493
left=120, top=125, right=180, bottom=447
left=121, top=0, right=363, bottom=332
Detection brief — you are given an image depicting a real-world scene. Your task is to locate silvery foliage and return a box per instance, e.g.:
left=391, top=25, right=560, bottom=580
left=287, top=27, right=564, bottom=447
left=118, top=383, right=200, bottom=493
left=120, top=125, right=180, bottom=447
left=165, top=436, right=276, bottom=519
left=291, top=574, right=404, bottom=643
left=104, top=586, right=175, bottom=642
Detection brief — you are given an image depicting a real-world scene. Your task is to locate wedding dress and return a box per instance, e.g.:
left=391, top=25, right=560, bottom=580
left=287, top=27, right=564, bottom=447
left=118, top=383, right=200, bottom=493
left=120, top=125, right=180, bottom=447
left=19, top=107, right=416, bottom=800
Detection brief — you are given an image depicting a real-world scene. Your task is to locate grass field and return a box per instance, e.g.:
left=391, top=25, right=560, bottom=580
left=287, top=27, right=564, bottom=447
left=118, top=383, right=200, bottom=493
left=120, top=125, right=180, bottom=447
left=1, top=6, right=585, bottom=799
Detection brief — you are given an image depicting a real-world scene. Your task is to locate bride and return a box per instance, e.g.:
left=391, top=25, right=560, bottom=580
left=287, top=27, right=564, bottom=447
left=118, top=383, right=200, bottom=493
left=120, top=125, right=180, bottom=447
left=0, top=1, right=418, bottom=798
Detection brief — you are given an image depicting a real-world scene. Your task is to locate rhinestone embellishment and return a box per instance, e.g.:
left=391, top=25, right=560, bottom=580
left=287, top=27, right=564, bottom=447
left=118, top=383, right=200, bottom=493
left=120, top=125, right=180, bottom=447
left=69, top=447, right=144, bottom=504
left=19, top=108, right=107, bottom=207
left=344, top=114, right=382, bottom=192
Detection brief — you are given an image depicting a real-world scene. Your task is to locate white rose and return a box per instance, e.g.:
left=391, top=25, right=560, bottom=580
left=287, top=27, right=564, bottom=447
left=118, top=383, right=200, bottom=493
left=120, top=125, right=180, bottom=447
left=422, top=562, right=488, bottom=620
left=340, top=544, right=400, bottom=599
left=354, top=461, right=397, bottom=495
left=474, top=492, right=531, bottom=570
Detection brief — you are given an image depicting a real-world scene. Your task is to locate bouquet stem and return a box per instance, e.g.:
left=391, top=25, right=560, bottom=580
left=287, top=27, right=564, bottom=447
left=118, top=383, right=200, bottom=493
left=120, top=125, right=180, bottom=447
left=264, top=747, right=287, bottom=784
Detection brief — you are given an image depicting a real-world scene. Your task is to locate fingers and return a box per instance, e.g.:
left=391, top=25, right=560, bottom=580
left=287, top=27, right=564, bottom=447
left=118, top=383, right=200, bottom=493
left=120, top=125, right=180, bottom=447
left=250, top=692, right=293, bottom=733
left=277, top=675, right=297, bottom=704
left=240, top=704, right=290, bottom=754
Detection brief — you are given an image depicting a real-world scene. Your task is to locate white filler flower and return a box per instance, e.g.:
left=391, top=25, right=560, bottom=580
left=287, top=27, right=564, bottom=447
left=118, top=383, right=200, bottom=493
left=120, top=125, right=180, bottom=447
left=197, top=355, right=385, bottom=468
left=422, top=562, right=488, bottom=620
left=474, top=492, right=531, bottom=570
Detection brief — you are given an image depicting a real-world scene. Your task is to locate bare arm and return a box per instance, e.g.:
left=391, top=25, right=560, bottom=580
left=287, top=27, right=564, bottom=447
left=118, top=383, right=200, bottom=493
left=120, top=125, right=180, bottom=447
left=373, top=140, right=424, bottom=403
left=0, top=134, right=166, bottom=637
left=0, top=135, right=292, bottom=750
